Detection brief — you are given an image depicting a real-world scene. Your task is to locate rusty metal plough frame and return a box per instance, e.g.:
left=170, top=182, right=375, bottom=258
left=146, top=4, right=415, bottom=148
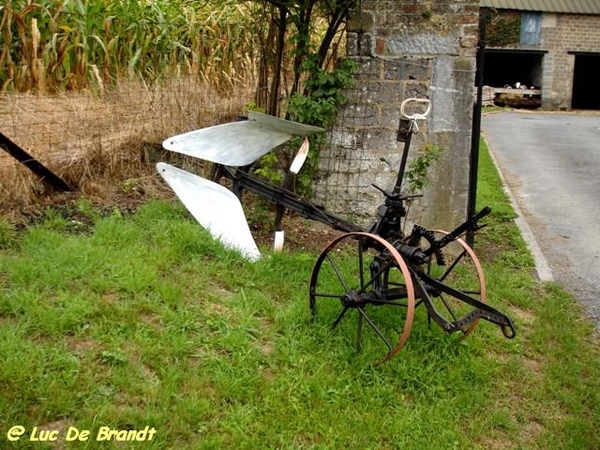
left=160, top=99, right=516, bottom=363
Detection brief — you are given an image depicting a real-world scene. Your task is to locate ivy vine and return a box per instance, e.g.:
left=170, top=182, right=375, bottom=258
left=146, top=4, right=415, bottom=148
left=253, top=57, right=357, bottom=197
left=404, top=144, right=444, bottom=193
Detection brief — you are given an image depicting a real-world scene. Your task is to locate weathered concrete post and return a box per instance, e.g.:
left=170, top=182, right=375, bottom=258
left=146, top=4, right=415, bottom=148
left=315, top=0, right=480, bottom=231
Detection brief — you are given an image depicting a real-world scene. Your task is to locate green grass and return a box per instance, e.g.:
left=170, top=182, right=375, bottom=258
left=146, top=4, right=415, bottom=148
left=1, top=142, right=599, bottom=449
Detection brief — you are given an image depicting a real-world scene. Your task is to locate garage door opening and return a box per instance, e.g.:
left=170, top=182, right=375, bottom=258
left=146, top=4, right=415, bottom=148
left=483, top=50, right=544, bottom=89
left=571, top=53, right=600, bottom=110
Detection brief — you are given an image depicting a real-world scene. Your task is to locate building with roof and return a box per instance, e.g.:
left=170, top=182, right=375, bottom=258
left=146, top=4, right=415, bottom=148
left=480, top=0, right=600, bottom=110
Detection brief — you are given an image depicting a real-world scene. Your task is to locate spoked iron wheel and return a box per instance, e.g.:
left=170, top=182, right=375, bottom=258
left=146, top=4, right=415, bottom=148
left=309, top=232, right=415, bottom=363
left=417, top=230, right=487, bottom=338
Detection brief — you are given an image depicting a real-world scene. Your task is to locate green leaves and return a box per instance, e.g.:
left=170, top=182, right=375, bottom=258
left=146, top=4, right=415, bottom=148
left=287, top=56, right=356, bottom=128
left=252, top=57, right=354, bottom=197
left=405, top=144, right=444, bottom=193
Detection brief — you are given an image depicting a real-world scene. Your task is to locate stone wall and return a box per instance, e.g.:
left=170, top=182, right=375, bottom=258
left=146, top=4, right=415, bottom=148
left=314, top=1, right=479, bottom=231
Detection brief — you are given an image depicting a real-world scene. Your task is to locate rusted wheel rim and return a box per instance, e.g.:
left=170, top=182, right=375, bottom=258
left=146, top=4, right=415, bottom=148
left=429, top=230, right=487, bottom=338
left=309, top=232, right=416, bottom=363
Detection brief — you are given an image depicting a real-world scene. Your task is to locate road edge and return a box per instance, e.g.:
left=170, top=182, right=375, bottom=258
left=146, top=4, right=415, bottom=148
left=482, top=133, right=554, bottom=282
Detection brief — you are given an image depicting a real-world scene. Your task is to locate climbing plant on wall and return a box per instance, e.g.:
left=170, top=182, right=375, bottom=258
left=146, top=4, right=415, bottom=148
left=484, top=8, right=521, bottom=47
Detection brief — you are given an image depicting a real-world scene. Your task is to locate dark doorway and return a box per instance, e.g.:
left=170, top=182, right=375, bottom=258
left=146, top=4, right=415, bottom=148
left=572, top=53, right=600, bottom=110
left=483, top=50, right=544, bottom=88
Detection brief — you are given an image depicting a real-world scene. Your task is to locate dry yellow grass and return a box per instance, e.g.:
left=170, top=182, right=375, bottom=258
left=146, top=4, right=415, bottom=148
left=0, top=77, right=254, bottom=217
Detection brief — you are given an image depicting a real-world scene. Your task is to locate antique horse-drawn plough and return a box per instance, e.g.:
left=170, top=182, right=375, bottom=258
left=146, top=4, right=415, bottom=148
left=157, top=98, right=516, bottom=363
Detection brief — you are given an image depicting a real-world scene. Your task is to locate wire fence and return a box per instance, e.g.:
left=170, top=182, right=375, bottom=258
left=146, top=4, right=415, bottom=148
left=2, top=56, right=474, bottom=233
left=0, top=77, right=253, bottom=214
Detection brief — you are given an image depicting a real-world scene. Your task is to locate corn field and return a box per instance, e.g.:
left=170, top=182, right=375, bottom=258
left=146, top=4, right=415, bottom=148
left=0, top=0, right=262, bottom=93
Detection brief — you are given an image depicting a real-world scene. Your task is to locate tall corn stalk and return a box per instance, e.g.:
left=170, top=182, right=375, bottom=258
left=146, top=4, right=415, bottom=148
left=0, top=0, right=260, bottom=93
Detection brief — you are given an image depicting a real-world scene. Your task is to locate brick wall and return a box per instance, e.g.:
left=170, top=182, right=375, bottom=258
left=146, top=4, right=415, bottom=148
left=488, top=10, right=600, bottom=109
left=542, top=13, right=600, bottom=109
left=314, top=0, right=479, bottom=231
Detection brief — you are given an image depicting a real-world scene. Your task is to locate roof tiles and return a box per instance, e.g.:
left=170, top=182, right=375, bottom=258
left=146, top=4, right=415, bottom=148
left=480, top=0, right=600, bottom=14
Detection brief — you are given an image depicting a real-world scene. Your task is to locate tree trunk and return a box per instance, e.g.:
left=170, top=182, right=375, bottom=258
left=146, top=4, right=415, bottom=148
left=267, top=6, right=288, bottom=116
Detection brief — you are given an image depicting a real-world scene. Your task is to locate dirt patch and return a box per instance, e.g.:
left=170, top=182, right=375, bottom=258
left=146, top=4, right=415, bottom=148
left=0, top=169, right=349, bottom=258
left=250, top=209, right=345, bottom=253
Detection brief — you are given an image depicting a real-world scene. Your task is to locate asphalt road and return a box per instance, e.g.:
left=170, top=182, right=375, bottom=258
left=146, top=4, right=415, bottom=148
left=482, top=111, right=600, bottom=331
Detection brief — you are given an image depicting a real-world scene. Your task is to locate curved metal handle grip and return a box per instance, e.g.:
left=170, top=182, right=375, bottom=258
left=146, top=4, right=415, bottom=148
left=400, top=98, right=431, bottom=120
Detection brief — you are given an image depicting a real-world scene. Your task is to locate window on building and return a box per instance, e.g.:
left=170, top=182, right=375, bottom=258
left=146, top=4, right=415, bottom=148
left=521, top=12, right=541, bottom=45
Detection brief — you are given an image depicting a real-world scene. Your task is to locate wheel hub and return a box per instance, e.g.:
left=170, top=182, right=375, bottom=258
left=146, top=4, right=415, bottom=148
left=341, top=290, right=365, bottom=308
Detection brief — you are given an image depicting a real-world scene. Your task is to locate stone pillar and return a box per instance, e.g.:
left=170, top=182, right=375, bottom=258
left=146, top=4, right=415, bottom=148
left=315, top=0, right=480, bottom=231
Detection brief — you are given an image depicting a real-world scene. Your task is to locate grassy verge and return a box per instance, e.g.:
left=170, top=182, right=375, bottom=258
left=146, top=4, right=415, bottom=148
left=0, top=141, right=599, bottom=449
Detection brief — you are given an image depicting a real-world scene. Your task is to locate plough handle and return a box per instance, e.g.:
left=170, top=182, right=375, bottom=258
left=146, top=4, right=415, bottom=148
left=416, top=271, right=517, bottom=339
left=423, top=206, right=491, bottom=256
